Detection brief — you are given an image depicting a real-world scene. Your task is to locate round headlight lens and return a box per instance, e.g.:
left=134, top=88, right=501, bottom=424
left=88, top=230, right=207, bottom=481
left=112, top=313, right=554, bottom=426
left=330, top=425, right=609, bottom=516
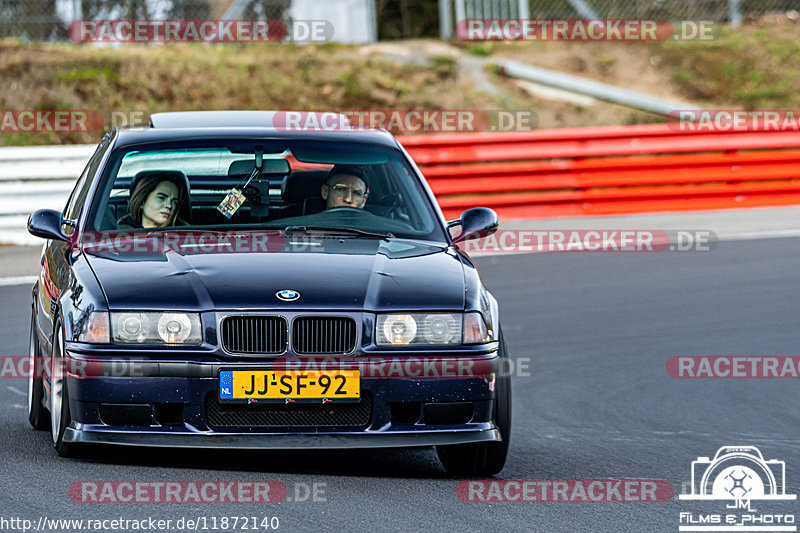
left=381, top=314, right=417, bottom=345
left=422, top=314, right=458, bottom=343
left=157, top=313, right=193, bottom=344
left=115, top=313, right=149, bottom=343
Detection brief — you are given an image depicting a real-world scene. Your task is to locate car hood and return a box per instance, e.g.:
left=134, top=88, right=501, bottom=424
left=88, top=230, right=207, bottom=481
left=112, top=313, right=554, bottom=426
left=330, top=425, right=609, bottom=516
left=84, top=238, right=466, bottom=311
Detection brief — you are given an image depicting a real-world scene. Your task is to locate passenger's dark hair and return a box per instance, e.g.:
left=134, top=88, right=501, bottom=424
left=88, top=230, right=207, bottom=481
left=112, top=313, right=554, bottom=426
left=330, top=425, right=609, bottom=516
left=126, top=171, right=188, bottom=227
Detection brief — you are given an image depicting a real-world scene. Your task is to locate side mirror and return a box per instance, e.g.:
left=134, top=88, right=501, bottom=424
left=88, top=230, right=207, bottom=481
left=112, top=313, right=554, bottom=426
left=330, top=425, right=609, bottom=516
left=27, top=209, right=69, bottom=241
left=449, top=207, right=499, bottom=244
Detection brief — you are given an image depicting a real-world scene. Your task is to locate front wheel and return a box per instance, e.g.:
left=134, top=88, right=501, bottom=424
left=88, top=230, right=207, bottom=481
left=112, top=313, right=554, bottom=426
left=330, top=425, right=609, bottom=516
left=50, top=321, right=78, bottom=457
left=437, top=332, right=511, bottom=476
left=27, top=309, right=49, bottom=430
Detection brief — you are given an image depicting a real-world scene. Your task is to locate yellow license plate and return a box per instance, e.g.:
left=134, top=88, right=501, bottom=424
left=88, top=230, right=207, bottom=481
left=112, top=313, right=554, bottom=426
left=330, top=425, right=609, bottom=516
left=219, top=369, right=360, bottom=403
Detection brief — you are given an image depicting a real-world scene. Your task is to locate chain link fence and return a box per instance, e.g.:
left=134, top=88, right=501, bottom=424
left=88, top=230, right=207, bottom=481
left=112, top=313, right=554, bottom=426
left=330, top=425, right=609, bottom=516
left=3, top=0, right=800, bottom=41
left=525, top=0, right=800, bottom=20
left=0, top=0, right=291, bottom=41
left=441, top=0, right=800, bottom=38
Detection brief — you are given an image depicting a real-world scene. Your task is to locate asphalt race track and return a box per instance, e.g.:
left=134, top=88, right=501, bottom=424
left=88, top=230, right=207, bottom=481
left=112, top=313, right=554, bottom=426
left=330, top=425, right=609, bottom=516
left=0, top=237, right=798, bottom=532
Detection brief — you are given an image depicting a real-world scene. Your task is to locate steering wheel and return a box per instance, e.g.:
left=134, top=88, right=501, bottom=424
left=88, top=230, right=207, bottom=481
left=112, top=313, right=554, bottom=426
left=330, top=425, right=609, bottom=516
left=325, top=206, right=367, bottom=214
left=370, top=192, right=402, bottom=217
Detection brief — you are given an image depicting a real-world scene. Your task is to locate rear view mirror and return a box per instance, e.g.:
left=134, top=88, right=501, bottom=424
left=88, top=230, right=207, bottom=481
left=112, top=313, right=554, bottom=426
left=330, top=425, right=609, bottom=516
left=449, top=207, right=499, bottom=244
left=228, top=158, right=290, bottom=177
left=27, top=209, right=69, bottom=241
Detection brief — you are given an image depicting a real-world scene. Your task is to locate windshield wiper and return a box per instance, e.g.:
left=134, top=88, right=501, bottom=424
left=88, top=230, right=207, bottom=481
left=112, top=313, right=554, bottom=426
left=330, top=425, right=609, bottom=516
left=283, top=225, right=394, bottom=239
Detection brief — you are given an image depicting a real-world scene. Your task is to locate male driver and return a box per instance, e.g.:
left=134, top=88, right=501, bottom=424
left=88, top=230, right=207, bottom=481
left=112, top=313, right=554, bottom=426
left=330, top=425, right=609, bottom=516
left=321, top=165, right=368, bottom=209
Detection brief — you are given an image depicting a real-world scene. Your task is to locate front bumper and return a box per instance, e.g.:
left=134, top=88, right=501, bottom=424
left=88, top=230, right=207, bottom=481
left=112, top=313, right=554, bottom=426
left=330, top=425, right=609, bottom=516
left=63, top=351, right=502, bottom=449
left=64, top=426, right=500, bottom=449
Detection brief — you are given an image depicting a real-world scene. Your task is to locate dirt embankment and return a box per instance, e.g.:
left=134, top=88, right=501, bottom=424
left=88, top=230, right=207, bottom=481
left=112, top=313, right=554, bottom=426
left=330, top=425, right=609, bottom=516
left=2, top=16, right=798, bottom=146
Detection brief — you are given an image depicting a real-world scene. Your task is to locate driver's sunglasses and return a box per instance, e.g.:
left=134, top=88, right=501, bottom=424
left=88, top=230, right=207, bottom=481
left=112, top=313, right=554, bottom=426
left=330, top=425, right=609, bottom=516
left=330, top=184, right=368, bottom=200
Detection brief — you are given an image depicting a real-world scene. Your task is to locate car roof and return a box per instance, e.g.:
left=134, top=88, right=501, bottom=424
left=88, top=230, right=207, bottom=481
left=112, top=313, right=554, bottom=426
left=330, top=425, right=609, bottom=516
left=151, top=110, right=332, bottom=128
left=110, top=111, right=399, bottom=149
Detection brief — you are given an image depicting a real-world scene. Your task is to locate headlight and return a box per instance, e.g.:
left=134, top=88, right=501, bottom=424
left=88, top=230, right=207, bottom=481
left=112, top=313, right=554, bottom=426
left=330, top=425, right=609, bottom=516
left=380, top=314, right=417, bottom=345
left=376, top=313, right=464, bottom=346
left=116, top=312, right=150, bottom=343
left=422, top=314, right=459, bottom=343
left=157, top=313, right=194, bottom=344
left=111, top=312, right=202, bottom=345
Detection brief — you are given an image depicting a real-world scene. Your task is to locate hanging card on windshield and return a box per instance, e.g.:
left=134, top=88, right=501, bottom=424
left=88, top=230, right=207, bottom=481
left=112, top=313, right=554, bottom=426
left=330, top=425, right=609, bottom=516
left=217, top=188, right=246, bottom=218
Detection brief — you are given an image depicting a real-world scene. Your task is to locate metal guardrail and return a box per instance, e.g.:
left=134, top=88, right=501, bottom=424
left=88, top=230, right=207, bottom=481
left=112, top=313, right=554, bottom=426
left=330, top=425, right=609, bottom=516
left=400, top=125, right=800, bottom=219
left=0, top=144, right=94, bottom=245
left=494, top=58, right=700, bottom=116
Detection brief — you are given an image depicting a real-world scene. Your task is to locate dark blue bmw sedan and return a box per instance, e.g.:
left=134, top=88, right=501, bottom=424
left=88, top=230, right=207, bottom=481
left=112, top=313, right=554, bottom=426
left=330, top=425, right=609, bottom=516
left=26, top=111, right=510, bottom=476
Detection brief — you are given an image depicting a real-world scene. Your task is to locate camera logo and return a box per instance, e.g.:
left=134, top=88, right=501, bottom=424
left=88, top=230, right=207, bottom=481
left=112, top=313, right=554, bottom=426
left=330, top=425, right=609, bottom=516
left=678, top=446, right=796, bottom=532
left=680, top=446, right=795, bottom=501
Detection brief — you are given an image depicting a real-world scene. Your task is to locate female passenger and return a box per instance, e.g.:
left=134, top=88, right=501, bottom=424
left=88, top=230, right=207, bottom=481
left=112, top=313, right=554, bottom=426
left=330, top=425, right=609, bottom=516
left=117, top=172, right=189, bottom=229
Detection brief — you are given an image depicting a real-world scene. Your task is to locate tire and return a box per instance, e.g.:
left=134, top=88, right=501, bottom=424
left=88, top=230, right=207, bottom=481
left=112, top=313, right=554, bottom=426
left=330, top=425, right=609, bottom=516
left=27, top=309, right=49, bottom=430
left=50, top=321, right=78, bottom=457
left=437, top=331, right=512, bottom=477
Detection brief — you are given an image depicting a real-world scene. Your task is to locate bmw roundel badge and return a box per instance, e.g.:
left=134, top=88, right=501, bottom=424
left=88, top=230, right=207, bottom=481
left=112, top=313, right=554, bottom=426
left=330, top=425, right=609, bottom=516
left=276, top=289, right=300, bottom=301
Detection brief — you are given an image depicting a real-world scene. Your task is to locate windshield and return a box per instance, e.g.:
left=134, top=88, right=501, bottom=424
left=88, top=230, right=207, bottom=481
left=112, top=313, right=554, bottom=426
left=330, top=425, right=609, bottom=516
left=85, top=139, right=447, bottom=242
